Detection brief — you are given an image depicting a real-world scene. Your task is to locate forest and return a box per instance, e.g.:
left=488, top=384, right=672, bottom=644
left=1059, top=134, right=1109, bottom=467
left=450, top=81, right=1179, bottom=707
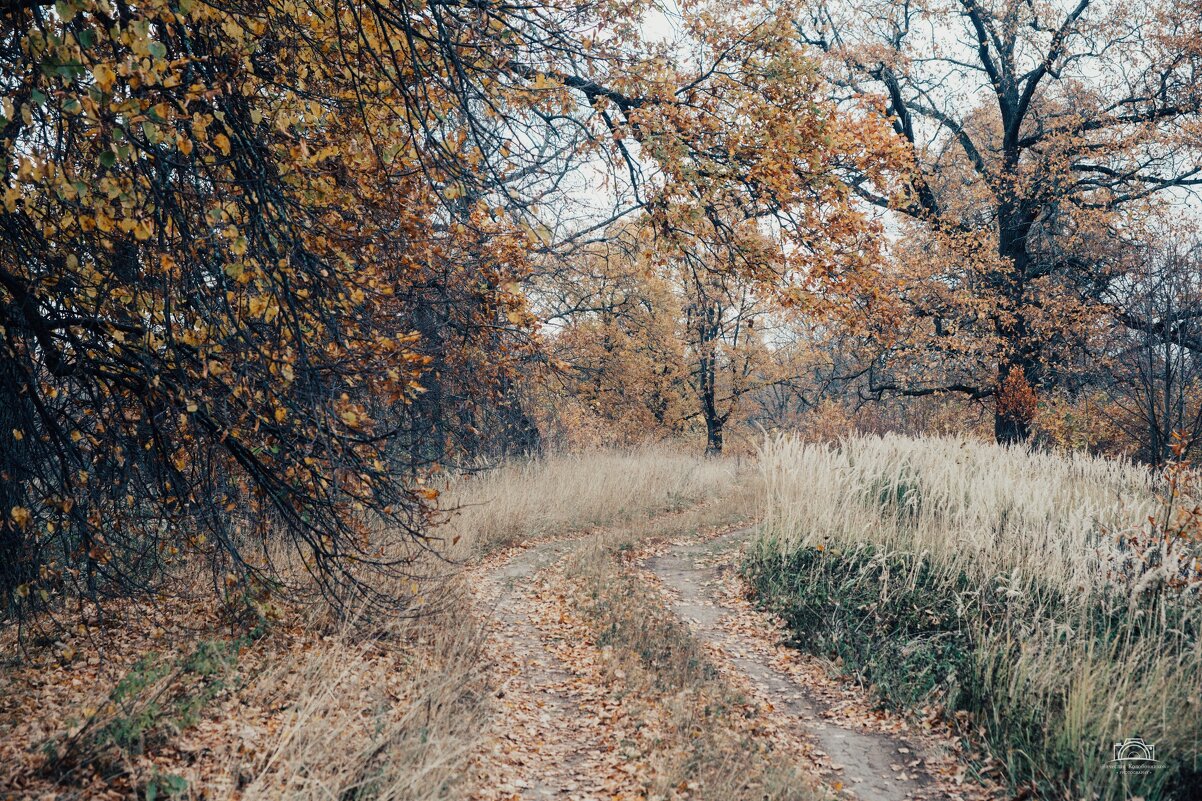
left=1, top=0, right=1201, bottom=798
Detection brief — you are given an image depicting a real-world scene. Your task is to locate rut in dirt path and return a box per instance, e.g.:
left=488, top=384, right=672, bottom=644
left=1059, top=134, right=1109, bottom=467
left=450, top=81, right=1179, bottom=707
left=478, top=537, right=646, bottom=801
left=479, top=539, right=598, bottom=800
left=648, top=530, right=942, bottom=801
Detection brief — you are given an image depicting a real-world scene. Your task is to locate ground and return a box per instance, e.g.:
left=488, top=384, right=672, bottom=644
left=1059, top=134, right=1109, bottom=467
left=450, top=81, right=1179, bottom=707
left=468, top=512, right=1002, bottom=801
left=0, top=451, right=1019, bottom=801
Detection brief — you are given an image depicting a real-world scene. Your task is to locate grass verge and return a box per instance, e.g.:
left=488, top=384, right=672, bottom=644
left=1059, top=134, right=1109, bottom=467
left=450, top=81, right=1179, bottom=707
left=747, top=434, right=1202, bottom=801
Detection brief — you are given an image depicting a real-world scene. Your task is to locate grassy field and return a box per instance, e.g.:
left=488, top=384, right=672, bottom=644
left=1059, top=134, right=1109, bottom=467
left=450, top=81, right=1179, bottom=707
left=8, top=437, right=1199, bottom=799
left=440, top=445, right=738, bottom=555
left=745, top=434, right=1202, bottom=800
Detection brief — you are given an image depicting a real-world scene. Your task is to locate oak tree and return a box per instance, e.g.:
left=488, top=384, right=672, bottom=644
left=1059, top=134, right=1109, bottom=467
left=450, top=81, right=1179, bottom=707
left=799, top=0, right=1202, bottom=441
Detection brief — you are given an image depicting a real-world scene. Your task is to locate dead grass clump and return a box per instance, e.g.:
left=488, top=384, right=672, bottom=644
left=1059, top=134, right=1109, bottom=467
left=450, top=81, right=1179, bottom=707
left=242, top=598, right=487, bottom=801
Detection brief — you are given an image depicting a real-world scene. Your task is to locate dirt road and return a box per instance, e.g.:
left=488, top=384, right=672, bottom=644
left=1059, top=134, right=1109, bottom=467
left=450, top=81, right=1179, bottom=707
left=471, top=523, right=991, bottom=801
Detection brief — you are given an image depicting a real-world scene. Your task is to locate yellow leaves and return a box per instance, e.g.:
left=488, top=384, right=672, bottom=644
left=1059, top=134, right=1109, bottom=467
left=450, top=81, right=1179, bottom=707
left=10, top=506, right=32, bottom=530
left=2, top=184, right=20, bottom=212
left=220, top=18, right=245, bottom=41
left=16, top=157, right=37, bottom=182
left=248, top=293, right=279, bottom=322
left=529, top=72, right=557, bottom=91
left=213, top=133, right=232, bottom=156
left=273, top=407, right=288, bottom=424
left=192, top=119, right=210, bottom=146
left=92, top=63, right=116, bottom=93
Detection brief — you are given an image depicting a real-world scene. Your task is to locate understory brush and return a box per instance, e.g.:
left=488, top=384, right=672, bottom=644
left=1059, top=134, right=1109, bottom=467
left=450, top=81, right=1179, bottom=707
left=746, top=434, right=1202, bottom=801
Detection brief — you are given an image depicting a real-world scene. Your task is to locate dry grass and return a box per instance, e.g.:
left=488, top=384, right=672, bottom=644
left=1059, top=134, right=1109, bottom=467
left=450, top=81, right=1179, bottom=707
left=240, top=600, right=487, bottom=801
left=757, top=433, right=1164, bottom=595
left=439, top=445, right=739, bottom=555
left=749, top=433, right=1202, bottom=800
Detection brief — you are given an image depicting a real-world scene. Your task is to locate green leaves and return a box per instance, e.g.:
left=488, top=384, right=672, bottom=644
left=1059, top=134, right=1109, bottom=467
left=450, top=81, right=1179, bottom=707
left=54, top=0, right=78, bottom=23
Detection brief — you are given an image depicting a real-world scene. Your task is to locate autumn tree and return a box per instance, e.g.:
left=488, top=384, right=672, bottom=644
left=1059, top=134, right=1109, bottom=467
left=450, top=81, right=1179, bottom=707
left=490, top=0, right=894, bottom=449
left=538, top=229, right=691, bottom=443
left=798, top=0, right=1202, bottom=442
left=540, top=220, right=774, bottom=454
left=0, top=0, right=632, bottom=620
left=659, top=226, right=775, bottom=455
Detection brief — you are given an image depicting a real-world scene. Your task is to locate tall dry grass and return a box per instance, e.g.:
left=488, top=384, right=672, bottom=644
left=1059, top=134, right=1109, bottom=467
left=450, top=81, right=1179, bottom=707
left=748, top=433, right=1202, bottom=800
left=758, top=433, right=1162, bottom=594
left=240, top=606, right=487, bottom=801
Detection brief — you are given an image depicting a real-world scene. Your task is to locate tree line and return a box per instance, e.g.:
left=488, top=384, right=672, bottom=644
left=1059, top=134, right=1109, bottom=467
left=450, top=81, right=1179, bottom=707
left=2, top=0, right=1200, bottom=621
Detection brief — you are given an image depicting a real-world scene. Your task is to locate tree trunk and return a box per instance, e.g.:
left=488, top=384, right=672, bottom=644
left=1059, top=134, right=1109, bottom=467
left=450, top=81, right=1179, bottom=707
left=705, top=415, right=724, bottom=456
left=994, top=402, right=1031, bottom=444
left=993, top=206, right=1038, bottom=446
left=0, top=357, right=33, bottom=612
